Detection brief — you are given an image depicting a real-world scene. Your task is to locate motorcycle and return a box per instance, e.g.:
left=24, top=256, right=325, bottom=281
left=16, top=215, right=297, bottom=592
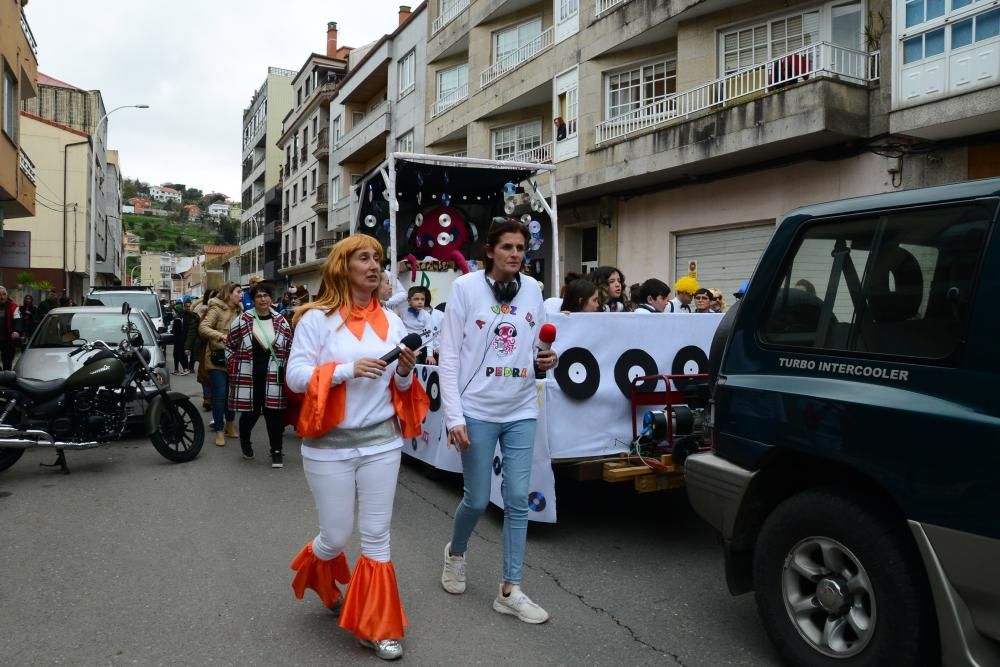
left=0, top=303, right=204, bottom=474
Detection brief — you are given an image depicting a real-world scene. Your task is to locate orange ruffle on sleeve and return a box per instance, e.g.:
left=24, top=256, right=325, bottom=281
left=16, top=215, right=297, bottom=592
left=390, top=375, right=430, bottom=439
left=295, top=362, right=347, bottom=438
left=290, top=542, right=351, bottom=609
left=338, top=556, right=408, bottom=640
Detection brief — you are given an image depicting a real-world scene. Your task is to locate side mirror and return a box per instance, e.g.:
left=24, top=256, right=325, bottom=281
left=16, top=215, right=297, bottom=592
left=159, top=333, right=175, bottom=346
left=121, top=302, right=132, bottom=315
left=157, top=326, right=167, bottom=334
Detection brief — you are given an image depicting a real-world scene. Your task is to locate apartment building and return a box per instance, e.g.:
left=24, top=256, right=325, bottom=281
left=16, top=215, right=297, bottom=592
left=277, top=22, right=351, bottom=295
left=328, top=5, right=429, bottom=235
left=13, top=75, right=126, bottom=300
left=0, top=0, right=37, bottom=231
left=423, top=0, right=1000, bottom=297
left=139, top=252, right=176, bottom=300
left=239, top=66, right=294, bottom=285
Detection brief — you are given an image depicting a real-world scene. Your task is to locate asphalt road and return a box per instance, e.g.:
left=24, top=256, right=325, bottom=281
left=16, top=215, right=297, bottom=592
left=0, top=373, right=781, bottom=666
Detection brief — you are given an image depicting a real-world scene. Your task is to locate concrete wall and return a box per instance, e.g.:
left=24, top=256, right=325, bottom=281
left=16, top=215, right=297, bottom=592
left=7, top=116, right=89, bottom=282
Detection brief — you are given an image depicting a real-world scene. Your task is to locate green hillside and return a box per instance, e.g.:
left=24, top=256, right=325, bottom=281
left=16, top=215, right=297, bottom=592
left=122, top=213, right=232, bottom=254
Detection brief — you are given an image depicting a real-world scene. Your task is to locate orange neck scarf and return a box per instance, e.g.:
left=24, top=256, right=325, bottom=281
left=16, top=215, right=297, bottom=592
left=340, top=298, right=388, bottom=341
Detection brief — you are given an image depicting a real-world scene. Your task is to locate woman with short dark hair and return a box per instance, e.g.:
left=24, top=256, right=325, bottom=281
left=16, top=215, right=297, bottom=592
left=226, top=283, right=293, bottom=466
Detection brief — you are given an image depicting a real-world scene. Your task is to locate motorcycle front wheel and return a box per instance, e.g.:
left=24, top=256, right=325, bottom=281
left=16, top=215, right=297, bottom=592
left=150, top=398, right=204, bottom=463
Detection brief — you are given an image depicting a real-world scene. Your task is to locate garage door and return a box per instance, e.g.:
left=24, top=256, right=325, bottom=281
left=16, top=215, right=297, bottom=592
left=675, top=224, right=775, bottom=300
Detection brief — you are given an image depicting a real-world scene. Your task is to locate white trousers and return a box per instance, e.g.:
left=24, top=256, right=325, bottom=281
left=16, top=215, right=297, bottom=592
left=303, top=446, right=401, bottom=563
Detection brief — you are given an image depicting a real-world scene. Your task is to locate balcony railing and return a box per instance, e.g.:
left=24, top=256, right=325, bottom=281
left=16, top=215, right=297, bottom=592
left=314, top=126, right=330, bottom=159
left=21, top=12, right=38, bottom=57
left=316, top=238, right=338, bottom=256
left=480, top=27, right=554, bottom=89
left=511, top=141, right=553, bottom=164
left=312, top=183, right=329, bottom=212
left=335, top=100, right=390, bottom=149
left=18, top=149, right=36, bottom=185
left=432, top=0, right=470, bottom=35
left=595, top=42, right=879, bottom=145
left=595, top=0, right=635, bottom=16
left=433, top=83, right=469, bottom=117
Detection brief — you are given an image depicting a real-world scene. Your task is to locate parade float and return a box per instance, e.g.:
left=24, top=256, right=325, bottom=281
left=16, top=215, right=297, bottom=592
left=354, top=154, right=721, bottom=522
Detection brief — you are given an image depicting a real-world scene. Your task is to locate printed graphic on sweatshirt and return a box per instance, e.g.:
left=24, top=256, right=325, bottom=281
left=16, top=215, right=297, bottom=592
left=491, top=322, right=518, bottom=358
left=490, top=304, right=517, bottom=315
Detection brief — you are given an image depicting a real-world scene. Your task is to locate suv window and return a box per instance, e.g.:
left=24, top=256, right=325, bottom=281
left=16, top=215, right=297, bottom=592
left=85, top=292, right=162, bottom=319
left=761, top=201, right=995, bottom=360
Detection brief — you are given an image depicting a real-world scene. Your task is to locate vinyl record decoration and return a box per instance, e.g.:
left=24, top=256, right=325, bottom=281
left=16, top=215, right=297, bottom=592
left=426, top=371, right=441, bottom=412
left=528, top=491, right=546, bottom=512
left=671, top=345, right=709, bottom=390
left=553, top=347, right=601, bottom=400
left=613, top=349, right=660, bottom=399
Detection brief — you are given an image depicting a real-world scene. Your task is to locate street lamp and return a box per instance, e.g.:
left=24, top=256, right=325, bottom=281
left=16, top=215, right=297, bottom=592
left=89, top=104, right=149, bottom=289
left=129, top=264, right=142, bottom=286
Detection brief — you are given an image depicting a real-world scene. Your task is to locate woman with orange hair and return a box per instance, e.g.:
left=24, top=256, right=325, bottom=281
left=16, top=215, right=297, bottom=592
left=286, top=234, right=429, bottom=661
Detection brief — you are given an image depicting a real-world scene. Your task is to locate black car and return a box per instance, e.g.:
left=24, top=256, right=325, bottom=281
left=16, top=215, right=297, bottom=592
left=685, top=178, right=1000, bottom=666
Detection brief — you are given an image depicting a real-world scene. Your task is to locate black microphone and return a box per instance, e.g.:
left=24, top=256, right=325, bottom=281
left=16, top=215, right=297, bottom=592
left=380, top=333, right=423, bottom=364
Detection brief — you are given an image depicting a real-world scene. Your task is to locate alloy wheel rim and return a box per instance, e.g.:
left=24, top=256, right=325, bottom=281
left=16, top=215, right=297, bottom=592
left=781, top=536, right=876, bottom=658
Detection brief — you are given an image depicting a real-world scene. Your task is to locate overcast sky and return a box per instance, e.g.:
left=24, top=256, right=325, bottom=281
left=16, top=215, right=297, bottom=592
left=25, top=0, right=410, bottom=199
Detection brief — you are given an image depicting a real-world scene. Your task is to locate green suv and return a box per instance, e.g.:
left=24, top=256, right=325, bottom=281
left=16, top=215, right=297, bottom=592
left=685, top=178, right=1000, bottom=666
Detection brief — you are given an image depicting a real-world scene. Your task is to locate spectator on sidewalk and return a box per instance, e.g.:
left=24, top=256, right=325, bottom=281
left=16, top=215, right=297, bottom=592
left=19, top=294, right=39, bottom=343
left=38, top=289, right=60, bottom=317
left=200, top=283, right=242, bottom=446
left=0, top=287, right=21, bottom=370
left=226, top=283, right=293, bottom=466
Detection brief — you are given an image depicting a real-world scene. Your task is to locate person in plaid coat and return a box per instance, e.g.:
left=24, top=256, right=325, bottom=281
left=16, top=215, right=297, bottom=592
left=225, top=283, right=293, bottom=467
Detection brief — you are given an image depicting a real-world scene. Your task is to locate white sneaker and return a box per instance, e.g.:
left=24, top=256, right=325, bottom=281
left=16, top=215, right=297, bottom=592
left=492, top=584, right=549, bottom=624
left=440, top=542, right=466, bottom=594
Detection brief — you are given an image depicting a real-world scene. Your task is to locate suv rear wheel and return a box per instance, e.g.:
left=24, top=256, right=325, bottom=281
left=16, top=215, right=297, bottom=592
left=753, top=488, right=938, bottom=666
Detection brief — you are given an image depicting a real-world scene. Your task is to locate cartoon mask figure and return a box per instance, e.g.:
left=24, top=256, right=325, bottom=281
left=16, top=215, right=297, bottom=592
left=492, top=322, right=518, bottom=358
left=402, top=205, right=477, bottom=280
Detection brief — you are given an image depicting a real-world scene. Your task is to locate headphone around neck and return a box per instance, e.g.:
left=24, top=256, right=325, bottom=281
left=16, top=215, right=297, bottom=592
left=485, top=272, right=521, bottom=305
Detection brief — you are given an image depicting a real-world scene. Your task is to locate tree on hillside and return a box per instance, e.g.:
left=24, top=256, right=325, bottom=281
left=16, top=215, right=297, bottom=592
left=203, top=192, right=227, bottom=206
left=218, top=218, right=238, bottom=244
left=163, top=201, right=178, bottom=212
left=144, top=230, right=158, bottom=242
left=183, top=187, right=203, bottom=203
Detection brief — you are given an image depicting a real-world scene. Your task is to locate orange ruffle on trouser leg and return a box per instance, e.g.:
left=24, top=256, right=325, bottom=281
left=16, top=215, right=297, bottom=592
left=290, top=542, right=351, bottom=609
left=338, top=555, right=408, bottom=640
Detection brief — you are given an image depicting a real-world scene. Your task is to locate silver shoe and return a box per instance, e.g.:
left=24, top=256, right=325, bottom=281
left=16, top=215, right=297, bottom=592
left=359, top=638, right=403, bottom=660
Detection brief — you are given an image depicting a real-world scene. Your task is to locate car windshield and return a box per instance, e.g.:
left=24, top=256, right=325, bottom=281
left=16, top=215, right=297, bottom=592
left=31, top=312, right=154, bottom=348
left=85, top=293, right=162, bottom=319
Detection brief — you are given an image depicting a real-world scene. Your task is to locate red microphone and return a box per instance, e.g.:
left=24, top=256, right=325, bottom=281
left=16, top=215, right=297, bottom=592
left=537, top=323, right=557, bottom=351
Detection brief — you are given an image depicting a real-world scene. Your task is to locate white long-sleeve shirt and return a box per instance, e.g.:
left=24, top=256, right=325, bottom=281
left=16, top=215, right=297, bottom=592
left=286, top=306, right=412, bottom=461
left=439, top=271, right=545, bottom=430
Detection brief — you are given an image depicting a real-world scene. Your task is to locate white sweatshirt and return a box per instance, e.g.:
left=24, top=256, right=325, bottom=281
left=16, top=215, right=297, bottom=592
left=286, top=306, right=412, bottom=461
left=439, top=271, right=545, bottom=430
left=399, top=306, right=432, bottom=342
left=428, top=308, right=444, bottom=355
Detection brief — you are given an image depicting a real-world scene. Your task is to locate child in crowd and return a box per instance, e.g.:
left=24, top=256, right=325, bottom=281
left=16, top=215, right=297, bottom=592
left=634, top=279, right=672, bottom=313
left=400, top=286, right=434, bottom=364
left=422, top=286, right=442, bottom=365
left=560, top=279, right=600, bottom=313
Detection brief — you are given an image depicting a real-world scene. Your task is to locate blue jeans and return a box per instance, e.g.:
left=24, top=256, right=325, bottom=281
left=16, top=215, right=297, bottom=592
left=208, top=369, right=235, bottom=432
left=451, top=416, right=536, bottom=585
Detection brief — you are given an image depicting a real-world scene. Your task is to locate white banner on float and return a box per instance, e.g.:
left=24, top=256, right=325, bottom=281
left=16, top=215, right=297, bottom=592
left=402, top=312, right=722, bottom=523
left=542, top=312, right=722, bottom=459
